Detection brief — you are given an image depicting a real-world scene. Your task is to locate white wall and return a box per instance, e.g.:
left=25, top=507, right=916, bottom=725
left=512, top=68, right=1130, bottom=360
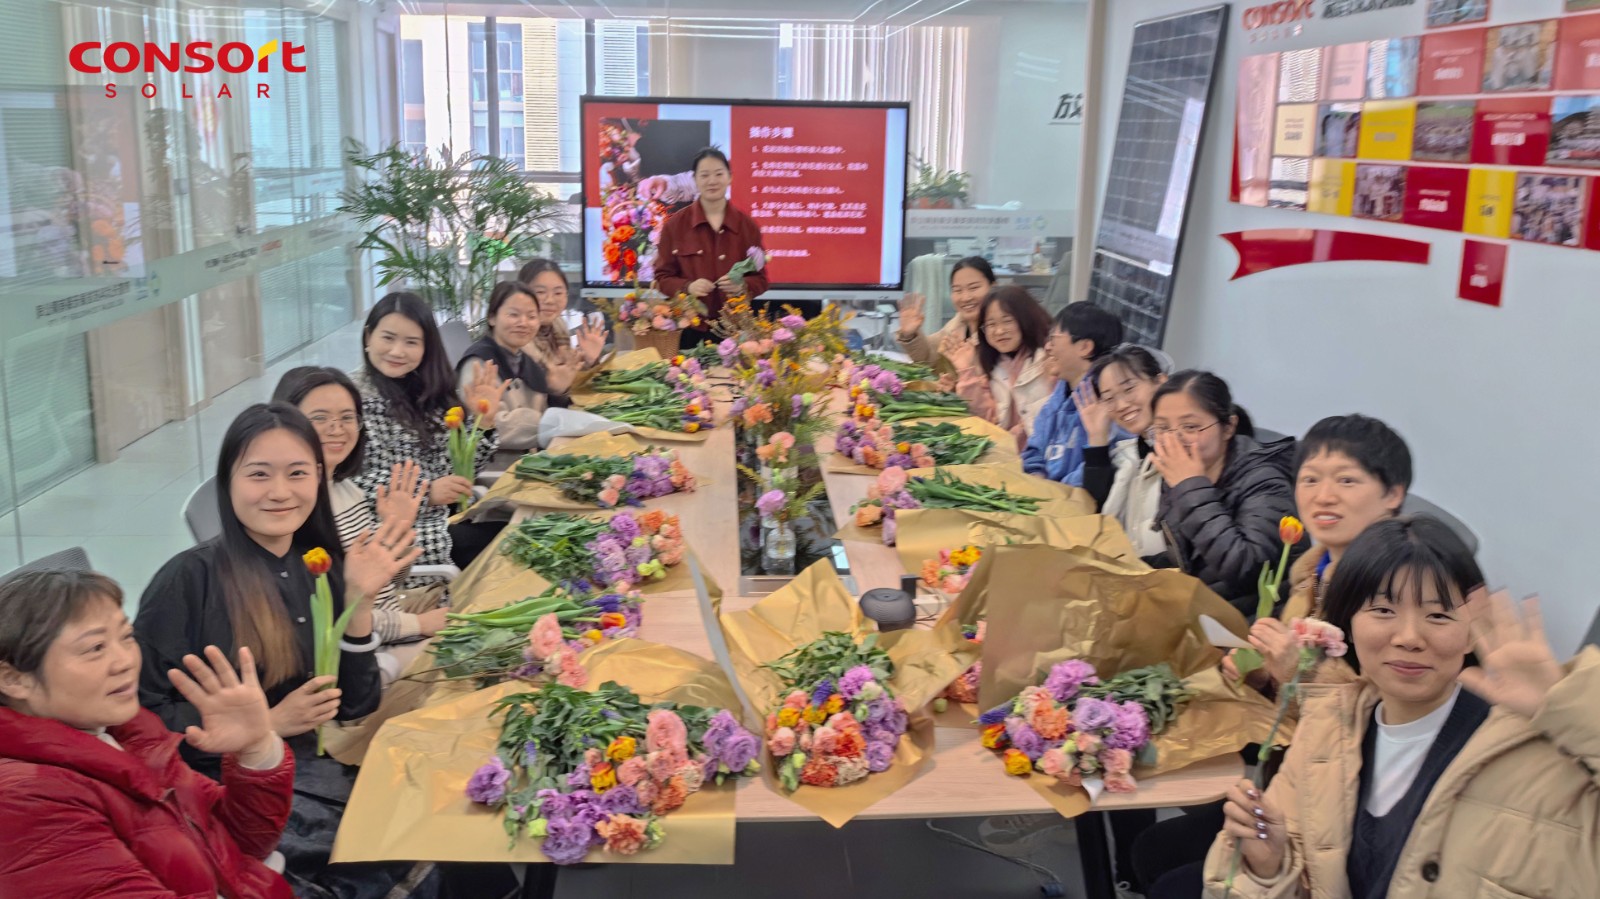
left=1093, top=0, right=1598, bottom=654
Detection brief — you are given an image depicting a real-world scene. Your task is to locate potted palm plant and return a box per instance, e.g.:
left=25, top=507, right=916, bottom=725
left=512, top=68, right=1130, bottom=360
left=338, top=141, right=567, bottom=320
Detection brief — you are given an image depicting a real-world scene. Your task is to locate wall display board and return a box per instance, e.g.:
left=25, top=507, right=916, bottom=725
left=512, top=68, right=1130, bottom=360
left=1233, top=6, right=1600, bottom=253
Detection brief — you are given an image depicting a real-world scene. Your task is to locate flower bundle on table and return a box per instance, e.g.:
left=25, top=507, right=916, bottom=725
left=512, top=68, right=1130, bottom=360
left=980, top=661, right=1190, bottom=794
left=501, top=511, right=685, bottom=591
left=835, top=418, right=991, bottom=470
left=939, top=618, right=985, bottom=705
left=848, top=352, right=937, bottom=384
left=922, top=545, right=983, bottom=596
left=429, top=587, right=643, bottom=686
left=467, top=680, right=761, bottom=863
left=851, top=467, right=1042, bottom=545
left=512, top=449, right=696, bottom=508
left=760, top=632, right=909, bottom=791
left=713, top=296, right=851, bottom=370
left=594, top=288, right=707, bottom=336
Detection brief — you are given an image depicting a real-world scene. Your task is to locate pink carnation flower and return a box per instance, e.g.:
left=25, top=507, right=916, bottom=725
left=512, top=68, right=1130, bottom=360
left=877, top=466, right=909, bottom=494
left=616, top=756, right=647, bottom=787
left=1291, top=617, right=1348, bottom=657
left=529, top=613, right=565, bottom=660
left=647, top=708, right=689, bottom=754
left=768, top=726, right=796, bottom=756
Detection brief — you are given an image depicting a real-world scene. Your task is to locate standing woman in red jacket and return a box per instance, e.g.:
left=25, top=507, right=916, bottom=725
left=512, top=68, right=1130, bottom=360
left=651, top=147, right=769, bottom=345
left=0, top=569, right=295, bottom=898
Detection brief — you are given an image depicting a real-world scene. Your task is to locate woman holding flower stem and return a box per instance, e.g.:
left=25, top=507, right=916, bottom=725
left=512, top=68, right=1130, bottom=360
left=1195, top=517, right=1600, bottom=899
left=651, top=147, right=769, bottom=345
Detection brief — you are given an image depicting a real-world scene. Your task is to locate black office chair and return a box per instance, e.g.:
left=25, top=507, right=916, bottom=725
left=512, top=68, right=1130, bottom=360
left=1401, top=494, right=1479, bottom=556
left=1584, top=606, right=1600, bottom=649
left=0, top=546, right=92, bottom=586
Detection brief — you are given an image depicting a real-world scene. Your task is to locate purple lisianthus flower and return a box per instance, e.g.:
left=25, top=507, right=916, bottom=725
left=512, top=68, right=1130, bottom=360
left=731, top=396, right=748, bottom=416
left=1043, top=659, right=1100, bottom=702
left=870, top=370, right=903, bottom=396
left=863, top=720, right=896, bottom=746
left=565, top=763, right=592, bottom=789
left=540, top=815, right=594, bottom=866
left=865, top=739, right=895, bottom=772
left=609, top=513, right=641, bottom=541
left=756, top=369, right=777, bottom=387
left=1073, top=697, right=1117, bottom=732
left=720, top=728, right=760, bottom=771
left=756, top=489, right=786, bottom=517
left=792, top=394, right=806, bottom=417
left=536, top=788, right=574, bottom=818
left=718, top=338, right=740, bottom=365
left=979, top=704, right=1011, bottom=726
left=838, top=665, right=875, bottom=700
left=811, top=678, right=835, bottom=705
left=1104, top=701, right=1151, bottom=751
left=882, top=515, right=898, bottom=545
left=836, top=434, right=858, bottom=456
left=523, top=742, right=539, bottom=767
left=564, top=789, right=606, bottom=833
left=772, top=327, right=795, bottom=343
left=882, top=700, right=909, bottom=736
left=885, top=452, right=913, bottom=469
left=465, top=756, right=511, bottom=804
left=702, top=709, right=739, bottom=755
left=597, top=783, right=644, bottom=816
left=624, top=541, right=652, bottom=568
left=1009, top=722, right=1046, bottom=761
left=779, top=314, right=806, bottom=330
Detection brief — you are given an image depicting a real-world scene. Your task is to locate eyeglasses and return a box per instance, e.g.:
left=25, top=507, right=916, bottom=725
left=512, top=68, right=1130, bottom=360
left=1149, top=421, right=1219, bottom=438
left=308, top=413, right=360, bottom=432
left=981, top=318, right=1018, bottom=334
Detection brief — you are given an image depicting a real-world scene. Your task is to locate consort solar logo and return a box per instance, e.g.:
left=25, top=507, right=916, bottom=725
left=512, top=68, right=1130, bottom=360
left=1241, top=0, right=1314, bottom=30
left=69, top=40, right=307, bottom=99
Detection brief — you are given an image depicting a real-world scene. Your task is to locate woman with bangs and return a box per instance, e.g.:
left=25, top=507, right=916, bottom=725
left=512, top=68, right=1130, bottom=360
left=1198, top=516, right=1600, bottom=899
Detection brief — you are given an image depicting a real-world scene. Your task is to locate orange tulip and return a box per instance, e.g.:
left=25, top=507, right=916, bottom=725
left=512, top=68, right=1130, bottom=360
left=1279, top=515, right=1304, bottom=545
left=475, top=398, right=490, bottom=417
left=302, top=547, right=332, bottom=577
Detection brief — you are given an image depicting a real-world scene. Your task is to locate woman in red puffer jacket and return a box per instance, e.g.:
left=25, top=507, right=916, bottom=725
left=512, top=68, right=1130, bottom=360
left=0, top=569, right=294, bottom=898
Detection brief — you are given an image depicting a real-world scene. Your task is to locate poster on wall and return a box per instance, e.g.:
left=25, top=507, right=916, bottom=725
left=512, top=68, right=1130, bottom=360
left=1426, top=0, right=1489, bottom=28
left=1465, top=168, right=1517, bottom=237
left=1368, top=37, right=1420, bottom=99
left=1275, top=104, right=1318, bottom=156
left=1353, top=164, right=1409, bottom=221
left=1237, top=53, right=1281, bottom=207
left=1279, top=48, right=1324, bottom=103
left=1548, top=97, right=1600, bottom=168
left=1586, top=178, right=1600, bottom=248
left=1308, top=159, right=1356, bottom=215
left=1414, top=102, right=1476, bottom=162
left=1555, top=15, right=1600, bottom=92
left=1511, top=173, right=1586, bottom=247
left=1317, top=103, right=1364, bottom=157
left=1458, top=240, right=1507, bottom=307
left=1483, top=21, right=1557, bottom=93
left=1322, top=42, right=1369, bottom=100
left=1402, top=166, right=1471, bottom=230
left=1567, top=0, right=1600, bottom=11
left=1471, top=97, right=1553, bottom=166
left=1269, top=157, right=1311, bottom=209
left=1358, top=101, right=1418, bottom=160
left=1418, top=29, right=1486, bottom=96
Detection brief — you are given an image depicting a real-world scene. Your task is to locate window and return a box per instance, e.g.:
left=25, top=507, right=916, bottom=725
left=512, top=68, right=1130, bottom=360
left=403, top=39, right=424, bottom=104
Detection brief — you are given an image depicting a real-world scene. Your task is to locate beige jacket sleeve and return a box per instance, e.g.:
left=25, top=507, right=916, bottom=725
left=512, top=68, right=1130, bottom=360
left=1201, top=718, right=1313, bottom=899
left=895, top=330, right=937, bottom=366
left=1530, top=647, right=1600, bottom=790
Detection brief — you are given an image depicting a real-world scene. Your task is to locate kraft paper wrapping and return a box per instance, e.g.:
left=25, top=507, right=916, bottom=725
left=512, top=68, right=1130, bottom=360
left=823, top=417, right=1023, bottom=475
left=974, top=545, right=1287, bottom=783
left=833, top=463, right=1096, bottom=545
left=895, top=512, right=1146, bottom=584
left=331, top=637, right=744, bottom=865
left=567, top=349, right=714, bottom=442
left=715, top=560, right=977, bottom=827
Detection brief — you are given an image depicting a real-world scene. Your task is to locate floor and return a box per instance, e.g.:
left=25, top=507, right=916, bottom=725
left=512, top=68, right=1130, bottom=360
left=0, top=319, right=366, bottom=612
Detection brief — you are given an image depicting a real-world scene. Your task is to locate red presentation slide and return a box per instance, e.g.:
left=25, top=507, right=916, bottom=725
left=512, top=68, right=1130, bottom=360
left=581, top=98, right=909, bottom=290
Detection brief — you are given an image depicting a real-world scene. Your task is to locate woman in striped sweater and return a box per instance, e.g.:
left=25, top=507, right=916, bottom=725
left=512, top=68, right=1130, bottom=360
left=272, top=366, right=442, bottom=651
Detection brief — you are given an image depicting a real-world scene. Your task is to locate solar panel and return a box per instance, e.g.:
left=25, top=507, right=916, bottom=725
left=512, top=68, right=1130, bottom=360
left=1088, top=4, right=1228, bottom=348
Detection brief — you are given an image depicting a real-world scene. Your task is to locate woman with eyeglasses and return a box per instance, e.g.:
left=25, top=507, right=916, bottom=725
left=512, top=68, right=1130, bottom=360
left=895, top=256, right=996, bottom=367
left=940, top=285, right=1056, bottom=449
left=273, top=367, right=444, bottom=660
left=1073, top=345, right=1173, bottom=561
left=459, top=278, right=582, bottom=452
left=1145, top=370, right=1303, bottom=615
left=517, top=259, right=606, bottom=375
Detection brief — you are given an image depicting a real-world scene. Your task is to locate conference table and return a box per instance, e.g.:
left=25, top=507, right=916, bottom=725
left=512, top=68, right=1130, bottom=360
left=503, top=419, right=1241, bottom=899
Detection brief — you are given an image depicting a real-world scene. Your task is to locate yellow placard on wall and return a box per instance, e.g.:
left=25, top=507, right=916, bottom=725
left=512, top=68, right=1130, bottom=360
left=1357, top=100, right=1416, bottom=160
left=1308, top=159, right=1356, bottom=216
left=1464, top=168, right=1516, bottom=238
left=1274, top=104, right=1318, bottom=157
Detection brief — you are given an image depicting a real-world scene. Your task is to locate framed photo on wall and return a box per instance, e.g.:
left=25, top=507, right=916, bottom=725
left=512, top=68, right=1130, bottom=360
left=1426, top=0, right=1489, bottom=28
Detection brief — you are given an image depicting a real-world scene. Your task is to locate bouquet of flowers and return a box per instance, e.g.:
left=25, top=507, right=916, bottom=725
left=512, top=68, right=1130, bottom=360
left=592, top=287, right=707, bottom=337
left=728, top=354, right=831, bottom=448
left=713, top=296, right=851, bottom=370
left=427, top=586, right=643, bottom=685
left=587, top=353, right=714, bottom=433
left=980, top=661, right=1190, bottom=794
left=760, top=632, right=909, bottom=791
left=445, top=401, right=490, bottom=513
left=834, top=419, right=990, bottom=470
left=848, top=352, right=937, bottom=384
left=512, top=449, right=696, bottom=508
left=501, top=511, right=686, bottom=590
left=875, top=390, right=970, bottom=423
left=466, top=679, right=762, bottom=863
left=852, top=467, right=1042, bottom=545
left=939, top=619, right=985, bottom=705
left=588, top=362, right=670, bottom=395
left=921, top=545, right=983, bottom=595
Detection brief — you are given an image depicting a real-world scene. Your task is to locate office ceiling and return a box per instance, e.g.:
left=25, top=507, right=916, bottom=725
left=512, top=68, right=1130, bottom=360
left=403, top=0, right=1085, bottom=25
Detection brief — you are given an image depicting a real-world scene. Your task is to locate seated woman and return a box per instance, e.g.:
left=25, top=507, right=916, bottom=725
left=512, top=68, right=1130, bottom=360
left=1022, top=301, right=1125, bottom=486
left=1145, top=370, right=1301, bottom=614
left=894, top=256, right=995, bottom=367
left=458, top=280, right=579, bottom=454
left=356, top=291, right=509, bottom=573
left=942, top=285, right=1057, bottom=450
left=0, top=570, right=294, bottom=898
left=1202, top=516, right=1600, bottom=899
left=135, top=402, right=421, bottom=896
left=273, top=367, right=445, bottom=670
left=1075, top=344, right=1172, bottom=558
left=518, top=259, right=605, bottom=373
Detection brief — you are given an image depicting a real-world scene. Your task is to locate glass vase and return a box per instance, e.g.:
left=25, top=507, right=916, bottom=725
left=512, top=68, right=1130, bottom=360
left=760, top=515, right=797, bottom=576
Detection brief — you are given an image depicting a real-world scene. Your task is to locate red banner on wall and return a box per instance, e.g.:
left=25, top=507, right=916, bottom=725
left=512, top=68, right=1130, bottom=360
left=1403, top=166, right=1471, bottom=231
left=1218, top=229, right=1432, bottom=280
left=1471, top=97, right=1553, bottom=166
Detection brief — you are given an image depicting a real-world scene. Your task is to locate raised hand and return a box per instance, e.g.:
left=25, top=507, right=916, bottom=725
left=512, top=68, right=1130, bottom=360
left=1150, top=430, right=1208, bottom=487
left=168, top=646, right=278, bottom=763
left=374, top=460, right=425, bottom=530
left=1072, top=378, right=1114, bottom=447
left=1458, top=590, right=1563, bottom=720
left=463, top=360, right=512, bottom=425
left=939, top=330, right=980, bottom=373
left=897, top=292, right=927, bottom=339
left=344, top=517, right=422, bottom=603
left=546, top=347, right=580, bottom=396
left=575, top=319, right=608, bottom=366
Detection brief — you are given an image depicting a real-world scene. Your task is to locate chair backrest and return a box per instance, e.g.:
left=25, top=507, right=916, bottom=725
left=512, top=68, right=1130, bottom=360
left=184, top=477, right=222, bottom=544
left=1252, top=426, right=1290, bottom=444
left=1585, top=606, right=1600, bottom=649
left=0, top=546, right=92, bottom=587
left=438, top=320, right=473, bottom=367
left=1401, top=493, right=1479, bottom=556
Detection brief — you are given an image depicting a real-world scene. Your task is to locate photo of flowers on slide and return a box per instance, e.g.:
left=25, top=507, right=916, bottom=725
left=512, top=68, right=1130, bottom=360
left=1511, top=174, right=1585, bottom=247
left=1353, top=164, right=1407, bottom=222
left=596, top=117, right=712, bottom=283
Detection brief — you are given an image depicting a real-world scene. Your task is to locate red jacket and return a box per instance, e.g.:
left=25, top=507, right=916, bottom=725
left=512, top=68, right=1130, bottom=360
left=651, top=200, right=768, bottom=318
left=0, top=707, right=295, bottom=899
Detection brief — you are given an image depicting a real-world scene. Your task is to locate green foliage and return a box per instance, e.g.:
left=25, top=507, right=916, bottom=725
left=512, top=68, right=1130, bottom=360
left=762, top=631, right=893, bottom=691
